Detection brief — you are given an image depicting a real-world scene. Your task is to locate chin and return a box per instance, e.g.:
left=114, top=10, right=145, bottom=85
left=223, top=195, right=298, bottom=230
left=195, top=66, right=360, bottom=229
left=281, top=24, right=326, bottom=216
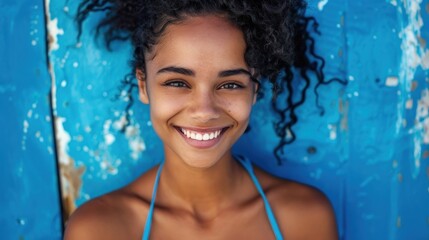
left=180, top=152, right=227, bottom=169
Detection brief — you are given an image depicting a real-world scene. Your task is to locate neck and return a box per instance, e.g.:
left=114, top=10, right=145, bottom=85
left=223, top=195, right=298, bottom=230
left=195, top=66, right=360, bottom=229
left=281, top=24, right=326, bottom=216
left=159, top=151, right=243, bottom=222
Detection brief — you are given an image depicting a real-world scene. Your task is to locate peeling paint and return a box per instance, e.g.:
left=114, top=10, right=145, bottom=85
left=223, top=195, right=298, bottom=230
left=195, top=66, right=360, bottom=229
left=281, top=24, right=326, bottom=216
left=55, top=117, right=85, bottom=219
left=386, top=76, right=399, bottom=87
left=318, top=0, right=329, bottom=11
left=45, top=0, right=63, bottom=52
left=328, top=124, right=337, bottom=140
left=125, top=124, right=146, bottom=160
left=103, top=120, right=116, bottom=146
left=396, top=0, right=429, bottom=82
left=28, top=0, right=429, bottom=238
left=390, top=0, right=429, bottom=180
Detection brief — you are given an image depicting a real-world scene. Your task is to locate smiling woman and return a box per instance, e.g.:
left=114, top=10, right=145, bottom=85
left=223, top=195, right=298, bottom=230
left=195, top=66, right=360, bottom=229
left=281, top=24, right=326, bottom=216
left=64, top=1, right=338, bottom=239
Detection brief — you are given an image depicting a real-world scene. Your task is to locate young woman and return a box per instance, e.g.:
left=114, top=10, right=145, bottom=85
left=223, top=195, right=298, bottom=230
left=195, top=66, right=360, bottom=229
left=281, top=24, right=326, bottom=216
left=65, top=1, right=338, bottom=239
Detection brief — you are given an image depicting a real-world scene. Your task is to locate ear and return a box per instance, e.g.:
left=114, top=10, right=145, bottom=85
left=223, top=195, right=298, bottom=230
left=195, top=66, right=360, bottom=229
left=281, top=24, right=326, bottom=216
left=252, top=82, right=259, bottom=105
left=136, top=69, right=150, bottom=104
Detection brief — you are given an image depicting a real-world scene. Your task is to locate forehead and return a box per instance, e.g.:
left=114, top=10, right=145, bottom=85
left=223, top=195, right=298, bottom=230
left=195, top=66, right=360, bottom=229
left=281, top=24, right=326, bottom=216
left=145, top=15, right=248, bottom=73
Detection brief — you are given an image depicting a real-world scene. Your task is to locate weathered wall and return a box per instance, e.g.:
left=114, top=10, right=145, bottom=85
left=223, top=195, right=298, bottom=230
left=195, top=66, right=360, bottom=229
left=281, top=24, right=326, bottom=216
left=1, top=0, right=428, bottom=239
left=0, top=0, right=63, bottom=239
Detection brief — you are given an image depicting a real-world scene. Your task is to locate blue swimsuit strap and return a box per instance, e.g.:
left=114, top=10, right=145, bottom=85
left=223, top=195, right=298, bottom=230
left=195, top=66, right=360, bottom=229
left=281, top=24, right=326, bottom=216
left=142, top=158, right=283, bottom=240
left=236, top=157, right=284, bottom=240
left=142, top=161, right=164, bottom=240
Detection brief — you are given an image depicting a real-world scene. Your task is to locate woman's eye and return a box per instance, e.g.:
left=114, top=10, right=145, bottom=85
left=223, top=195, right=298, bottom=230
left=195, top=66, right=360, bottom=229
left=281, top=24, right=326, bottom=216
left=219, top=82, right=243, bottom=89
left=163, top=81, right=189, bottom=88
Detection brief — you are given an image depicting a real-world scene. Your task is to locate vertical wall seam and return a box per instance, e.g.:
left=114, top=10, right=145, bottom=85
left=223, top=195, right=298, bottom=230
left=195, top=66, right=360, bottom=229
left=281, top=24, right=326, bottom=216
left=42, top=0, right=65, bottom=235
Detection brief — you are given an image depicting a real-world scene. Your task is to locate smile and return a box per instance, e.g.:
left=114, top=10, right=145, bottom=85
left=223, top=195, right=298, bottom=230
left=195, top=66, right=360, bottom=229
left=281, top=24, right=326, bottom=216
left=174, top=126, right=229, bottom=149
left=180, top=128, right=222, bottom=141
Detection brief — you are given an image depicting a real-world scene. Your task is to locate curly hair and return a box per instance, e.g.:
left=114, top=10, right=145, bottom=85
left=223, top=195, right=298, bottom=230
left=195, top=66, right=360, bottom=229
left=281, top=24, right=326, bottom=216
left=76, top=0, right=346, bottom=164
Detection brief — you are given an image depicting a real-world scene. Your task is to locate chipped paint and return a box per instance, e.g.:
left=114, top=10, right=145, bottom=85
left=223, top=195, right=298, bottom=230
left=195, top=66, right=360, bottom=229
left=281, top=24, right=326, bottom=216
left=406, top=99, right=414, bottom=109
left=17, top=0, right=425, bottom=238
left=389, top=0, right=429, bottom=180
left=328, top=124, right=337, bottom=140
left=318, top=0, right=329, bottom=11
left=396, top=0, right=429, bottom=83
left=386, top=76, right=399, bottom=87
left=55, top=117, right=85, bottom=219
left=45, top=0, right=85, bottom=220
left=125, top=124, right=146, bottom=160
left=103, top=120, right=116, bottom=146
left=44, top=0, right=64, bottom=52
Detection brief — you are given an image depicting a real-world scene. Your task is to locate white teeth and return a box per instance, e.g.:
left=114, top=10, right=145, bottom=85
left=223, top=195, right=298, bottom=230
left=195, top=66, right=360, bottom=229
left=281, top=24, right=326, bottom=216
left=180, top=128, right=223, bottom=141
left=203, top=133, right=209, bottom=140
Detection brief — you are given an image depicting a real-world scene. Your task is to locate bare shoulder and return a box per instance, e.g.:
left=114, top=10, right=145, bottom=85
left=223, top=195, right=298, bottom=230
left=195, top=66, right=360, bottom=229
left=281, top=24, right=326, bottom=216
left=64, top=167, right=159, bottom=240
left=254, top=167, right=338, bottom=240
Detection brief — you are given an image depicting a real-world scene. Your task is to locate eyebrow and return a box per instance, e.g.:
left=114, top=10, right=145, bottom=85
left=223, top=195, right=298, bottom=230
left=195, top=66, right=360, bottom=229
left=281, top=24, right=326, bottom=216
left=218, top=69, right=252, bottom=78
left=156, top=66, right=252, bottom=78
left=157, top=66, right=195, bottom=76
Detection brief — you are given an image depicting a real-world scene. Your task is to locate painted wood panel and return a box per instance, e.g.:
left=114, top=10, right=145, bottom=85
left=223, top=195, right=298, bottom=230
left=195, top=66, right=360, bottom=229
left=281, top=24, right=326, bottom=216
left=0, top=0, right=428, bottom=239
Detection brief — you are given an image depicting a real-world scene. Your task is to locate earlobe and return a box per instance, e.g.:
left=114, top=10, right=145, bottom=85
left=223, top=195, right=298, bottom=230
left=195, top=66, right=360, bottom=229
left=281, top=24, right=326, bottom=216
left=136, top=69, right=150, bottom=104
left=252, top=89, right=258, bottom=105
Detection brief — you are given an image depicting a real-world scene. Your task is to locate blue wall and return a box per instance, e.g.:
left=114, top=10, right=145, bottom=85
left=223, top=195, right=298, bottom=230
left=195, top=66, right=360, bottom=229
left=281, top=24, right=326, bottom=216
left=1, top=0, right=428, bottom=239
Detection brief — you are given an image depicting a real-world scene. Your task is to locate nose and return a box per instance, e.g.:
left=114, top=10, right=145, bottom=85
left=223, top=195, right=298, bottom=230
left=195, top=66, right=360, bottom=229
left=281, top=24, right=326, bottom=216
left=188, top=89, right=220, bottom=122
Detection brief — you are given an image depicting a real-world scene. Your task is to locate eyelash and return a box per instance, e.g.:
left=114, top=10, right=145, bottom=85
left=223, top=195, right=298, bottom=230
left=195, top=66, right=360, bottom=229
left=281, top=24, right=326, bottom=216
left=162, top=80, right=189, bottom=88
left=218, top=82, right=244, bottom=89
left=161, top=80, right=244, bottom=89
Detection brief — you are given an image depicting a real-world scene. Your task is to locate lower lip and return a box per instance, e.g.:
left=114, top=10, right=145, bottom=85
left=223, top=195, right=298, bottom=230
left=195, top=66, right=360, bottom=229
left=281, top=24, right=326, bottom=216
left=176, top=128, right=226, bottom=149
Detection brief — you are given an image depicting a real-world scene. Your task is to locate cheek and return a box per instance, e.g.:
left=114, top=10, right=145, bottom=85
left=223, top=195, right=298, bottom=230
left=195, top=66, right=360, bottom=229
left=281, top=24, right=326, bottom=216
left=148, top=92, right=186, bottom=125
left=225, top=96, right=254, bottom=123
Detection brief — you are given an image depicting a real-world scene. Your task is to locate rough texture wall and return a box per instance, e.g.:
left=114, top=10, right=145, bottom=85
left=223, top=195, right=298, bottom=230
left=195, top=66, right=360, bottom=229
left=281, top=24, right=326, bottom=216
left=0, top=0, right=428, bottom=239
left=0, top=0, right=63, bottom=239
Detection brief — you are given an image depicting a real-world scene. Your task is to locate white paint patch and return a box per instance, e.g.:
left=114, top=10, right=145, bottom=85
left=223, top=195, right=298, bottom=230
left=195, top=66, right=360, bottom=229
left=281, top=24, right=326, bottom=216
left=125, top=124, right=146, bottom=160
left=328, top=124, right=337, bottom=140
left=410, top=88, right=429, bottom=178
left=55, top=117, right=72, bottom=165
left=318, top=0, right=329, bottom=11
left=406, top=99, right=413, bottom=109
left=416, top=89, right=429, bottom=142
left=47, top=18, right=64, bottom=51
left=84, top=126, right=92, bottom=133
left=386, top=76, right=399, bottom=87
left=103, top=120, right=116, bottom=146
left=45, top=0, right=64, bottom=52
left=113, top=115, right=128, bottom=131
left=23, top=120, right=29, bottom=134
left=392, top=1, right=429, bottom=176
left=397, top=0, right=429, bottom=82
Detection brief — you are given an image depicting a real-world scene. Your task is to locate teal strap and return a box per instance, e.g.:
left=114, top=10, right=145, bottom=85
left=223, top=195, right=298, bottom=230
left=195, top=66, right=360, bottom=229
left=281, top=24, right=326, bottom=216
left=237, top=157, right=284, bottom=240
left=142, top=161, right=164, bottom=240
left=142, top=158, right=283, bottom=240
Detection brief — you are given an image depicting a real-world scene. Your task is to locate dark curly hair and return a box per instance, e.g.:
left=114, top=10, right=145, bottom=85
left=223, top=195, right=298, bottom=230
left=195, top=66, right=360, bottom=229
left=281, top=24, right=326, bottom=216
left=76, top=0, right=346, bottom=164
